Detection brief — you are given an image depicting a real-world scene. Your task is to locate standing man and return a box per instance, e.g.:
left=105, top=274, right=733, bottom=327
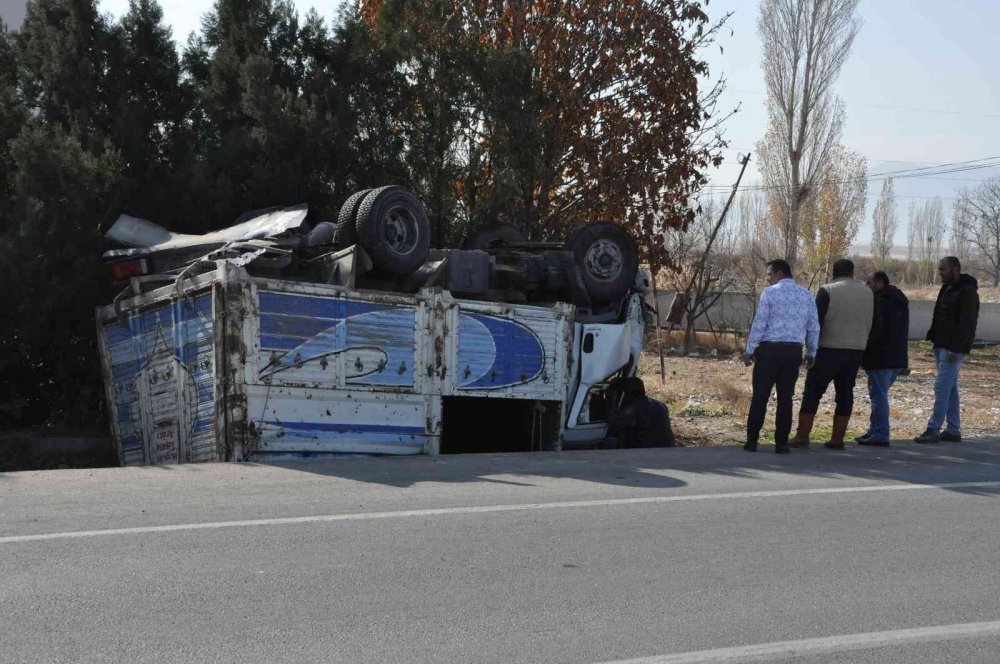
left=789, top=259, right=875, bottom=450
left=915, top=257, right=980, bottom=444
left=741, top=259, right=819, bottom=454
left=857, top=271, right=909, bottom=446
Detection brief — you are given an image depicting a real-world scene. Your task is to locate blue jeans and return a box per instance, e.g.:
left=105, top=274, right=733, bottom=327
left=865, top=369, right=898, bottom=440
left=927, top=348, right=966, bottom=435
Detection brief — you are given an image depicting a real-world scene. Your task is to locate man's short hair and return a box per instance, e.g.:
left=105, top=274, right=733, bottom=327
left=832, top=258, right=854, bottom=277
left=942, top=256, right=961, bottom=270
left=872, top=270, right=890, bottom=286
left=766, top=259, right=792, bottom=278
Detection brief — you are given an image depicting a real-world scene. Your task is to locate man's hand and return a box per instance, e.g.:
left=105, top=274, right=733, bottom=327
left=741, top=353, right=754, bottom=367
left=945, top=351, right=959, bottom=362
left=803, top=355, right=815, bottom=369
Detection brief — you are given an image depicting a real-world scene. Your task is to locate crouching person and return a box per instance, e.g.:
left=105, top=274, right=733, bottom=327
left=858, top=271, right=909, bottom=446
left=606, top=377, right=676, bottom=448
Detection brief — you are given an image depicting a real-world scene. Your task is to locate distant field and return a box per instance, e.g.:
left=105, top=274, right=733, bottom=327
left=902, top=284, right=1000, bottom=303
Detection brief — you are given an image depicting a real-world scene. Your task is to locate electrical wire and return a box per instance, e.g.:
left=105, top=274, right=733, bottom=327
left=700, top=155, right=1000, bottom=194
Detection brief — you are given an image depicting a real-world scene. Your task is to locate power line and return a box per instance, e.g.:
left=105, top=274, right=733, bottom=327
left=719, top=147, right=996, bottom=174
left=727, top=88, right=1000, bottom=120
left=717, top=146, right=989, bottom=169
left=701, top=155, right=1000, bottom=194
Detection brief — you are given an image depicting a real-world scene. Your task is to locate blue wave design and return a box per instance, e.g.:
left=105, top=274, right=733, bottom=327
left=258, top=299, right=416, bottom=386
left=458, top=314, right=545, bottom=389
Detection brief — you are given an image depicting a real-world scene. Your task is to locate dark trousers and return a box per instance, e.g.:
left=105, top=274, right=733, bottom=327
left=747, top=343, right=802, bottom=446
left=800, top=347, right=864, bottom=416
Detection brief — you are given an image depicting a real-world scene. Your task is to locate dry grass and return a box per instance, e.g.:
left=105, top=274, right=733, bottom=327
left=640, top=341, right=1000, bottom=446
left=713, top=375, right=751, bottom=414
left=650, top=329, right=746, bottom=354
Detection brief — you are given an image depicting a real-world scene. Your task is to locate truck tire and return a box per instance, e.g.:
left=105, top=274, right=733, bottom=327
left=355, top=186, right=431, bottom=275
left=334, top=188, right=373, bottom=247
left=462, top=224, right=526, bottom=250
left=565, top=221, right=638, bottom=306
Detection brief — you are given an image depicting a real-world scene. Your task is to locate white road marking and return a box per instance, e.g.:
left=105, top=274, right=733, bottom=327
left=2, top=480, right=999, bottom=545
left=595, top=619, right=1000, bottom=663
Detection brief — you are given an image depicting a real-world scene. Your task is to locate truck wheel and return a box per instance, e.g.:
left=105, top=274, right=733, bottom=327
left=334, top=188, right=372, bottom=247
left=566, top=221, right=638, bottom=306
left=355, top=186, right=431, bottom=275
left=462, top=224, right=526, bottom=250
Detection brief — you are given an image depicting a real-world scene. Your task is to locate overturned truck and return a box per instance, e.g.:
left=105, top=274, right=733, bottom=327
left=96, top=187, right=669, bottom=465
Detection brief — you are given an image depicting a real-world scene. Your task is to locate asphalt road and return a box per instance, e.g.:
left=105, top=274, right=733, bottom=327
left=2, top=439, right=1000, bottom=663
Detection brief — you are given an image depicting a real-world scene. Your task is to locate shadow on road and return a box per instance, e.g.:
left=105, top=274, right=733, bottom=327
left=252, top=437, right=1000, bottom=497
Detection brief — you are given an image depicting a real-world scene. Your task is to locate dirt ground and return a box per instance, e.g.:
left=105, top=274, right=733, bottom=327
left=639, top=332, right=1000, bottom=447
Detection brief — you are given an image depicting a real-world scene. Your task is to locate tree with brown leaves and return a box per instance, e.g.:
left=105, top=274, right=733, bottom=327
left=361, top=0, right=730, bottom=269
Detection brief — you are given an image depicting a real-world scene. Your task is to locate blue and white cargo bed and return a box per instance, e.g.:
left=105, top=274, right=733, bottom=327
left=96, top=263, right=624, bottom=465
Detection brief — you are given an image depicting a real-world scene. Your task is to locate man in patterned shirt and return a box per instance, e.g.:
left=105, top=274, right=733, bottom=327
left=741, top=259, right=820, bottom=453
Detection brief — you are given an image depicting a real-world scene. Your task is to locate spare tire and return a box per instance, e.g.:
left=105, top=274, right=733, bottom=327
left=462, top=224, right=526, bottom=250
left=565, top=221, right=638, bottom=306
left=333, top=188, right=373, bottom=247
left=355, top=186, right=431, bottom=275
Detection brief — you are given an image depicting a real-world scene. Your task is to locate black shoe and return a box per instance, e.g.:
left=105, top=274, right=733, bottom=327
left=940, top=431, right=962, bottom=442
left=854, top=433, right=872, bottom=443
left=914, top=429, right=940, bottom=444
left=775, top=445, right=790, bottom=454
left=858, top=439, right=890, bottom=447
left=743, top=442, right=758, bottom=452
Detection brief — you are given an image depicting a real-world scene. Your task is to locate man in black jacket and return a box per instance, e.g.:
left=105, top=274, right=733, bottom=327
left=857, top=271, right=908, bottom=446
left=915, top=257, right=980, bottom=444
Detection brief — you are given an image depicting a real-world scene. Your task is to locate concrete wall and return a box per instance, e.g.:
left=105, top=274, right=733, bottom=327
left=656, top=292, right=1000, bottom=343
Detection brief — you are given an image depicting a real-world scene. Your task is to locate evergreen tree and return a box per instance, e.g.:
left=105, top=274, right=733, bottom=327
left=183, top=0, right=320, bottom=227
left=331, top=5, right=408, bottom=192
left=17, top=0, right=113, bottom=143
left=105, top=0, right=193, bottom=225
left=361, top=0, right=478, bottom=245
left=1, top=1, right=123, bottom=428
left=0, top=19, right=25, bottom=231
left=0, top=124, right=122, bottom=427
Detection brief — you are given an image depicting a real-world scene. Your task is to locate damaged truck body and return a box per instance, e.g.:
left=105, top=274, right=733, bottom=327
left=96, top=187, right=657, bottom=465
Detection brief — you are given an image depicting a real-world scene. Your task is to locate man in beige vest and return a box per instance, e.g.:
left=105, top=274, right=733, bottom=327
left=790, top=258, right=877, bottom=450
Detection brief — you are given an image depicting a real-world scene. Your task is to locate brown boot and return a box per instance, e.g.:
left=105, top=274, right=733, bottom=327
left=788, top=413, right=814, bottom=448
left=824, top=415, right=850, bottom=450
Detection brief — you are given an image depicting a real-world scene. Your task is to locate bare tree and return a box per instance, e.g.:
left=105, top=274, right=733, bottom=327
left=734, top=191, right=780, bottom=283
left=730, top=191, right=783, bottom=340
left=908, top=198, right=947, bottom=284
left=756, top=0, right=861, bottom=265
left=663, top=157, right=752, bottom=349
left=953, top=176, right=1000, bottom=286
left=904, top=202, right=920, bottom=284
left=664, top=199, right=735, bottom=348
left=950, top=199, right=972, bottom=263
left=871, top=177, right=897, bottom=267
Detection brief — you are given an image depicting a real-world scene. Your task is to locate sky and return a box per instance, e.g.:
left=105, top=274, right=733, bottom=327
left=3, top=0, right=998, bottom=247
left=698, top=0, right=1000, bottom=246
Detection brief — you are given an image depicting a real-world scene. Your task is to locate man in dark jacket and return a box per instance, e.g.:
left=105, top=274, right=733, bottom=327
left=915, top=257, right=980, bottom=444
left=857, top=271, right=909, bottom=446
